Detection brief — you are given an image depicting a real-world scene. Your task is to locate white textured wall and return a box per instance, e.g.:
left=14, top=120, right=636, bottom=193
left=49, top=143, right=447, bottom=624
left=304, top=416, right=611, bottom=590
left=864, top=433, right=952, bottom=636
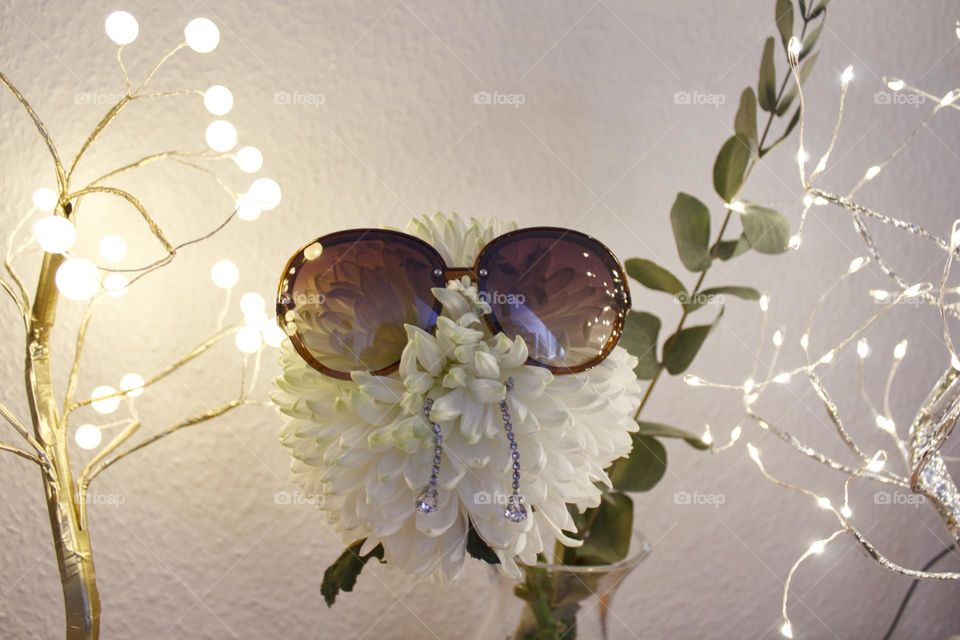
left=1, top=1, right=960, bottom=638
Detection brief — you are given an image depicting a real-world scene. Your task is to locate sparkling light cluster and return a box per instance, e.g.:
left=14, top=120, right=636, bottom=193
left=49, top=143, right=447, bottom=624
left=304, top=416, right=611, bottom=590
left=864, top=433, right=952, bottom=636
left=692, top=26, right=960, bottom=638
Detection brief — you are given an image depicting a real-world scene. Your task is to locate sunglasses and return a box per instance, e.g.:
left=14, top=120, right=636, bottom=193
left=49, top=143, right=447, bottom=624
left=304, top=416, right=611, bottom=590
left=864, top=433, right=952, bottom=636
left=275, top=226, right=631, bottom=380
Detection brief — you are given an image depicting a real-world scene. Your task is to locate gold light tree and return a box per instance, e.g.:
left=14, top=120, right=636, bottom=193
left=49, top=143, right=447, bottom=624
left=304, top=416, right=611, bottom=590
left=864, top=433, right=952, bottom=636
left=691, top=27, right=960, bottom=639
left=0, top=12, right=282, bottom=639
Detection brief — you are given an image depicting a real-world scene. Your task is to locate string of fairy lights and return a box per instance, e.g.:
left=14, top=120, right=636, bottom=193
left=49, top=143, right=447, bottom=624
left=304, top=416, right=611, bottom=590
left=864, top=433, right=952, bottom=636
left=689, top=24, right=960, bottom=638
left=9, top=11, right=284, bottom=452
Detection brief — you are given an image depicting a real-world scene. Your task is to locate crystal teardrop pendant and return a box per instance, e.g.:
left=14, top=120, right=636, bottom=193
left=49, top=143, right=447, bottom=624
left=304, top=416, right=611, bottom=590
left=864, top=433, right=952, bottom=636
left=504, top=493, right=527, bottom=522
left=416, top=486, right=439, bottom=514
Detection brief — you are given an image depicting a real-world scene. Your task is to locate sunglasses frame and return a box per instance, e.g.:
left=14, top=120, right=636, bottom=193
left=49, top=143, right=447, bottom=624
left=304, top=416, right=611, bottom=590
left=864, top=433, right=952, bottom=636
left=277, top=226, right=632, bottom=380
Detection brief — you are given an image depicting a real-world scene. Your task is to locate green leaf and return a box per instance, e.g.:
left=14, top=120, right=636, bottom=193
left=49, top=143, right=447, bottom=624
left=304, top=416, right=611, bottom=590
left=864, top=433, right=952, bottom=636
left=800, top=22, right=823, bottom=60
left=610, top=436, right=667, bottom=493
left=684, top=285, right=761, bottom=312
left=669, top=192, right=712, bottom=272
left=624, top=258, right=686, bottom=296
left=713, top=134, right=751, bottom=202
left=620, top=311, right=662, bottom=380
left=573, top=492, right=635, bottom=565
left=734, top=87, right=758, bottom=152
left=714, top=235, right=750, bottom=261
left=321, top=539, right=385, bottom=607
left=775, top=0, right=794, bottom=49
left=762, top=106, right=801, bottom=157
left=635, top=420, right=709, bottom=450
left=466, top=522, right=500, bottom=564
left=809, top=0, right=831, bottom=19
left=740, top=204, right=791, bottom=254
left=776, top=51, right=818, bottom=116
left=662, top=324, right=713, bottom=375
left=758, top=37, right=778, bottom=112
left=798, top=0, right=807, bottom=18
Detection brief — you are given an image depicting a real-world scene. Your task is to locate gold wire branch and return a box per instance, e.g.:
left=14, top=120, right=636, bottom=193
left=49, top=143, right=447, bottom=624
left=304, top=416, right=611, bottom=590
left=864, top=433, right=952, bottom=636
left=0, top=70, right=67, bottom=192
left=89, top=149, right=216, bottom=186
left=62, top=300, right=97, bottom=416
left=63, top=185, right=175, bottom=253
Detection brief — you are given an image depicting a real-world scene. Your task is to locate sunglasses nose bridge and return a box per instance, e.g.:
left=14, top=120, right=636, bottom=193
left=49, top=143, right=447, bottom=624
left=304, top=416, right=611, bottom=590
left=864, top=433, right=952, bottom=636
left=444, top=267, right=477, bottom=281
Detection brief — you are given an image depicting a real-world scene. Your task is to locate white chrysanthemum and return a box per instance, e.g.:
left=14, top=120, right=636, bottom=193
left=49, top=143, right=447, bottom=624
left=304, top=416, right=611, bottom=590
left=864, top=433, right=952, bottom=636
left=274, top=212, right=642, bottom=581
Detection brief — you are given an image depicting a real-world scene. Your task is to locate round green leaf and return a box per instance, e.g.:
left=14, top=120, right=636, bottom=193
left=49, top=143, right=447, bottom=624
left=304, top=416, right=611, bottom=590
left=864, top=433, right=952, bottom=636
left=670, top=193, right=712, bottom=272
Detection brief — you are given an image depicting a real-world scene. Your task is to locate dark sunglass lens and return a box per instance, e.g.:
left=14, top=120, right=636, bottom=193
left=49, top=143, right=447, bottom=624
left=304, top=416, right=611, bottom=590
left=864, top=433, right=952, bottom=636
left=278, top=231, right=444, bottom=376
left=478, top=230, right=629, bottom=370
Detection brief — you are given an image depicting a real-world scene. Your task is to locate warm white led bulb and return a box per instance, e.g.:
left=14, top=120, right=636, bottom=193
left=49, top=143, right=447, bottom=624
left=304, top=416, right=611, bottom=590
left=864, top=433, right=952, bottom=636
left=865, top=165, right=881, bottom=180
left=875, top=415, right=896, bottom=433
left=120, top=373, right=145, bottom=398
left=249, top=178, right=282, bottom=211
left=747, top=443, right=761, bottom=463
left=870, top=289, right=890, bottom=302
left=867, top=453, right=886, bottom=472
left=952, top=353, right=960, bottom=371
left=796, top=149, right=809, bottom=165
left=32, top=187, right=58, bottom=212
left=235, top=194, right=262, bottom=222
left=744, top=378, right=755, bottom=394
left=103, top=273, right=129, bottom=298
left=98, top=234, right=127, bottom=263
left=90, top=386, right=120, bottom=415
left=787, top=37, right=802, bottom=58
left=893, top=339, right=908, bottom=360
left=730, top=426, right=742, bottom=442
left=774, top=372, right=791, bottom=384
left=940, top=91, right=957, bottom=107
left=240, top=291, right=266, bottom=317
left=75, top=424, right=103, bottom=450
left=205, top=120, right=237, bottom=152
left=683, top=375, right=703, bottom=387
left=816, top=496, right=832, bottom=509
left=105, top=11, right=139, bottom=45
left=701, top=429, right=714, bottom=446
left=32, top=216, right=77, bottom=253
left=56, top=258, right=101, bottom=301
left=780, top=621, right=794, bottom=639
left=184, top=17, right=219, bottom=53
left=809, top=540, right=826, bottom=554
left=800, top=333, right=809, bottom=350
left=848, top=257, right=867, bottom=273
left=263, top=319, right=286, bottom=348
left=840, top=505, right=852, bottom=518
left=819, top=350, right=835, bottom=364
left=886, top=78, right=905, bottom=91
left=203, top=85, right=233, bottom=116
left=210, top=259, right=239, bottom=289
left=234, top=146, right=263, bottom=173
left=788, top=234, right=802, bottom=250
left=235, top=326, right=263, bottom=353
left=759, top=295, right=770, bottom=312
left=840, top=65, right=854, bottom=86
left=772, top=329, right=784, bottom=347
left=857, top=339, right=870, bottom=359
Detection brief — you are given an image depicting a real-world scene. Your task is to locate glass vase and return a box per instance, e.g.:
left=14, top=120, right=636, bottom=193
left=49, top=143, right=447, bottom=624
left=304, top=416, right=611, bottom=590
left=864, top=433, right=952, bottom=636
left=474, top=528, right=651, bottom=640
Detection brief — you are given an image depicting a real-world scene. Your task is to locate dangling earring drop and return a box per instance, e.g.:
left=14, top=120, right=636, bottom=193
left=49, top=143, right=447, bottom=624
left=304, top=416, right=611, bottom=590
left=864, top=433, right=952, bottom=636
left=415, top=397, right=443, bottom=514
left=500, top=378, right=527, bottom=522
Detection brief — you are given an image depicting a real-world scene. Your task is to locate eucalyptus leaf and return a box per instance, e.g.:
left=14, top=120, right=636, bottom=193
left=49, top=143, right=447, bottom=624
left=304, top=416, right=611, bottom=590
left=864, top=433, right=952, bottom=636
left=761, top=106, right=801, bottom=157
left=809, top=0, right=831, bottom=19
left=734, top=87, right=758, bottom=151
left=624, top=258, right=686, bottom=296
left=610, top=436, right=667, bottom=492
left=685, top=285, right=760, bottom=312
left=321, top=539, right=385, bottom=607
left=800, top=21, right=822, bottom=60
left=758, top=37, right=778, bottom=112
left=670, top=192, right=712, bottom=272
left=775, top=0, right=794, bottom=49
left=713, top=135, right=751, bottom=202
left=662, top=324, right=713, bottom=375
left=620, top=311, right=662, bottom=379
left=740, top=204, right=790, bottom=254
left=573, top=492, right=635, bottom=565
left=635, top=420, right=710, bottom=450
left=714, top=234, right=751, bottom=261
